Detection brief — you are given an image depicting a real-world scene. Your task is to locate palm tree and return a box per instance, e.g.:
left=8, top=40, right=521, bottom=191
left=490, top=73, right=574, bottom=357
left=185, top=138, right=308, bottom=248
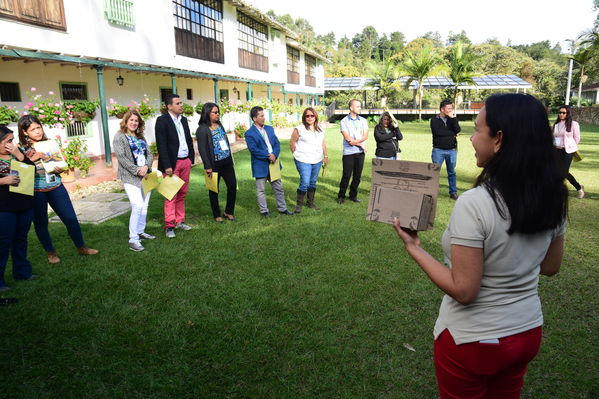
left=447, top=42, right=479, bottom=109
left=401, top=44, right=444, bottom=120
left=364, top=59, right=401, bottom=109
left=570, top=47, right=595, bottom=106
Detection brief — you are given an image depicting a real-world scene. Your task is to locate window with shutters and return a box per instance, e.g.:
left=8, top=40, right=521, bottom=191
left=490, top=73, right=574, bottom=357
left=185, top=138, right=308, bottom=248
left=173, top=0, right=224, bottom=63
left=0, top=82, right=21, bottom=102
left=0, top=0, right=66, bottom=31
left=104, top=0, right=135, bottom=28
left=287, top=46, right=300, bottom=84
left=305, top=55, right=316, bottom=87
left=237, top=12, right=268, bottom=72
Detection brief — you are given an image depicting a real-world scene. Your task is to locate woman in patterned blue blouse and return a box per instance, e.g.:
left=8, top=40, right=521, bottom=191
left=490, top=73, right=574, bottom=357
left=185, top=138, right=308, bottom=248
left=196, top=102, right=236, bottom=222
left=113, top=110, right=155, bottom=252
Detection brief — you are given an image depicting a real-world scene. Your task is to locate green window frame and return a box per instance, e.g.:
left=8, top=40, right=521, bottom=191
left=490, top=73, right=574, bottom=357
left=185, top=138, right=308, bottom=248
left=59, top=81, right=88, bottom=101
left=104, top=0, right=135, bottom=28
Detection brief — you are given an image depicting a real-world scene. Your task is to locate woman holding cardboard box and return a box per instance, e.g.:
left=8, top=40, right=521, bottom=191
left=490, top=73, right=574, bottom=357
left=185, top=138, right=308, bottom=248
left=393, top=93, right=567, bottom=399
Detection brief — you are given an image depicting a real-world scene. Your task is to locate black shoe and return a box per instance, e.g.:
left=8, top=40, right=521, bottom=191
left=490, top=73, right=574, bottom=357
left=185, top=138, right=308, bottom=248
left=348, top=197, right=361, bottom=203
left=261, top=212, right=270, bottom=217
left=449, top=193, right=459, bottom=200
left=278, top=209, right=293, bottom=215
left=337, top=197, right=345, bottom=204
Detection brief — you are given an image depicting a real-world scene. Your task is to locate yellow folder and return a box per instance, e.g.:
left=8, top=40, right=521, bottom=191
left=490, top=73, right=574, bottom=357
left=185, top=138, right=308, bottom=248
left=9, top=160, right=35, bottom=196
left=204, top=171, right=219, bottom=193
left=269, top=158, right=281, bottom=182
left=142, top=171, right=162, bottom=196
left=157, top=174, right=185, bottom=201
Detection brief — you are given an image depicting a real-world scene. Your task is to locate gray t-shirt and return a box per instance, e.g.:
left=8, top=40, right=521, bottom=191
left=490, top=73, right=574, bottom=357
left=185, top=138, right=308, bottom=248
left=434, top=186, right=566, bottom=345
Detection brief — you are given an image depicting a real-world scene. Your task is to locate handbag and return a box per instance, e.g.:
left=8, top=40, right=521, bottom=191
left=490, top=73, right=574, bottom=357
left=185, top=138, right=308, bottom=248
left=572, top=151, right=583, bottom=162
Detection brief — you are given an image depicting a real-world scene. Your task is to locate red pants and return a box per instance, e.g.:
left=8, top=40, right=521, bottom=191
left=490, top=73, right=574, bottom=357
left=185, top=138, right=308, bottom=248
left=163, top=158, right=191, bottom=229
left=434, top=327, right=542, bottom=399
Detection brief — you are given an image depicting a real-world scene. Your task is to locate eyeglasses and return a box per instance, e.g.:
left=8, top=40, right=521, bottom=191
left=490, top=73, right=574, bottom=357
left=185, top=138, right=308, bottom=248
left=305, top=114, right=315, bottom=118
left=558, top=111, right=567, bottom=114
left=211, top=111, right=220, bottom=114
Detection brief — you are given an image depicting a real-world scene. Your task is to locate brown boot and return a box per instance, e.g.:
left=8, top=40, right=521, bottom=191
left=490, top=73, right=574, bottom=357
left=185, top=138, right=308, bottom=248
left=77, top=247, right=99, bottom=255
left=306, top=188, right=320, bottom=210
left=294, top=190, right=306, bottom=214
left=47, top=251, right=60, bottom=264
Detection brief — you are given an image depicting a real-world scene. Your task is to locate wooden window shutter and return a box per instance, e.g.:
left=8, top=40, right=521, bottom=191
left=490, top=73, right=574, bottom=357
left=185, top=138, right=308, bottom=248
left=17, top=0, right=42, bottom=23
left=41, top=0, right=66, bottom=28
left=0, top=0, right=16, bottom=17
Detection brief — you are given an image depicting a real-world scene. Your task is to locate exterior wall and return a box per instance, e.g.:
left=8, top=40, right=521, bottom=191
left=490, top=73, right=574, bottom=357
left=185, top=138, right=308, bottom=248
left=0, top=0, right=326, bottom=157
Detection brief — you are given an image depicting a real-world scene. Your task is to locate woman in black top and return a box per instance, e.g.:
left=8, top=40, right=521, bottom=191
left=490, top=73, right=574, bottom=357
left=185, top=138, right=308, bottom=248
left=374, top=112, right=403, bottom=159
left=0, top=126, right=37, bottom=291
left=196, top=103, right=237, bottom=222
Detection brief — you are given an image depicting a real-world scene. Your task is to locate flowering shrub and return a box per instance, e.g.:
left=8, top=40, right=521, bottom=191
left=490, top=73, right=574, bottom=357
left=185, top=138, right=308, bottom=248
left=24, top=89, right=71, bottom=128
left=56, top=136, right=92, bottom=172
left=107, top=95, right=157, bottom=119
left=233, top=123, right=248, bottom=138
left=64, top=100, right=99, bottom=124
left=0, top=105, right=19, bottom=125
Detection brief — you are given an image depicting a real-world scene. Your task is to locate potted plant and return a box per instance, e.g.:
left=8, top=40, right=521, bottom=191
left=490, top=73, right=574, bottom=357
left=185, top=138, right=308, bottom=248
left=0, top=105, right=19, bottom=125
left=233, top=123, right=247, bottom=141
left=65, top=100, right=99, bottom=124
left=195, top=102, right=204, bottom=115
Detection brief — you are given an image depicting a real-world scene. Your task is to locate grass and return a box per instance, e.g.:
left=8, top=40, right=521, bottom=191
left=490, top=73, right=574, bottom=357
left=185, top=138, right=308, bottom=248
left=1, top=120, right=597, bottom=399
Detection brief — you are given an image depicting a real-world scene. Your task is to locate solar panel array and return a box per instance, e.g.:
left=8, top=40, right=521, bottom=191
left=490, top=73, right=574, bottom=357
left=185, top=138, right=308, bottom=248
left=325, top=75, right=532, bottom=91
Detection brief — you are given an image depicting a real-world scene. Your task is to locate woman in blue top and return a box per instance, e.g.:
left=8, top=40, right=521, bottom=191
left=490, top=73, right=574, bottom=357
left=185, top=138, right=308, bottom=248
left=196, top=102, right=236, bottom=222
left=18, top=115, right=98, bottom=264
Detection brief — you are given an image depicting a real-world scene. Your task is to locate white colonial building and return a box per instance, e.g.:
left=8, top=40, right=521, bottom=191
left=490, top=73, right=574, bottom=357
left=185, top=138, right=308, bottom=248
left=0, top=0, right=327, bottom=163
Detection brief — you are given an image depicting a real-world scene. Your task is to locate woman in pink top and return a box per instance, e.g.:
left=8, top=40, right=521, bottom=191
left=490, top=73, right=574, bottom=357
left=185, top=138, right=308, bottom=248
left=553, top=105, right=584, bottom=199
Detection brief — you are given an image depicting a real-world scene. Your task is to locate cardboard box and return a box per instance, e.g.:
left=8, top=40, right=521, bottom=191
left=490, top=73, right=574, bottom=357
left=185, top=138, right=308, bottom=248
left=366, top=159, right=440, bottom=231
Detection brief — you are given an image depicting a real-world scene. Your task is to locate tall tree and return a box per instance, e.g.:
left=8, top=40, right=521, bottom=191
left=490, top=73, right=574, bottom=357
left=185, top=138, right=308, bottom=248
left=421, top=31, right=443, bottom=47
left=401, top=45, right=445, bottom=120
left=446, top=30, right=471, bottom=46
left=365, top=59, right=401, bottom=108
left=570, top=47, right=595, bottom=106
left=389, top=32, right=406, bottom=54
left=447, top=43, right=479, bottom=108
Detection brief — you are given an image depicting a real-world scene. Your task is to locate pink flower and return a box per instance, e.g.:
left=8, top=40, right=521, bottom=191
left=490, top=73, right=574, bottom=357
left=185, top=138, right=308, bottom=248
left=59, top=118, right=64, bottom=121
left=54, top=117, right=58, bottom=121
left=56, top=135, right=61, bottom=140
left=109, top=98, right=115, bottom=104
left=34, top=107, right=39, bottom=111
left=55, top=103, right=60, bottom=107
left=49, top=91, right=54, bottom=95
left=74, top=157, right=79, bottom=161
left=31, top=87, right=36, bottom=92
left=26, top=102, right=34, bottom=108
left=54, top=110, right=60, bottom=115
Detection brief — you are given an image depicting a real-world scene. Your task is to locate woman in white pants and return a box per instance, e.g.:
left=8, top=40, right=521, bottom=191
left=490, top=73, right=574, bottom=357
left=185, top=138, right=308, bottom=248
left=113, top=110, right=154, bottom=251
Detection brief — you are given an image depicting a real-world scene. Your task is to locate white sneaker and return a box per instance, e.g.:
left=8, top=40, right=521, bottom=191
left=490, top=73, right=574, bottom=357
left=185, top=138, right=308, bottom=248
left=577, top=185, right=585, bottom=199
left=139, top=232, right=156, bottom=240
left=165, top=228, right=176, bottom=238
left=129, top=242, right=145, bottom=252
left=175, top=222, right=192, bottom=231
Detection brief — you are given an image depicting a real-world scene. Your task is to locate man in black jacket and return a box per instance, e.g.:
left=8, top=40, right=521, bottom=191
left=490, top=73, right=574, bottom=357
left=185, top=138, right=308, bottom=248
left=431, top=99, right=461, bottom=199
left=155, top=94, right=195, bottom=238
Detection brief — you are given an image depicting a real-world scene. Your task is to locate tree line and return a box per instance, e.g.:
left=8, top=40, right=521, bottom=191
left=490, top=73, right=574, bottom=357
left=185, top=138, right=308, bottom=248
left=267, top=6, right=599, bottom=114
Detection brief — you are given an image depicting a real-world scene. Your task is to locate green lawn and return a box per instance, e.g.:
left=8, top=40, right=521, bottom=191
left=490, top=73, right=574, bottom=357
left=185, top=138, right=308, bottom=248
left=1, top=120, right=597, bottom=399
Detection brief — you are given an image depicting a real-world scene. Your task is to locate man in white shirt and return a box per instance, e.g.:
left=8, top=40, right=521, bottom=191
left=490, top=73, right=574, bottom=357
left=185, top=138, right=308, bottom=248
left=337, top=99, right=368, bottom=204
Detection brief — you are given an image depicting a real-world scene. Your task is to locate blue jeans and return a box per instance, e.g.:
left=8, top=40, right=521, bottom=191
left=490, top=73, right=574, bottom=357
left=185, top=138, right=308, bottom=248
left=376, top=156, right=396, bottom=160
left=294, top=159, right=323, bottom=192
left=432, top=148, right=457, bottom=195
left=33, top=184, right=85, bottom=252
left=0, top=209, right=34, bottom=287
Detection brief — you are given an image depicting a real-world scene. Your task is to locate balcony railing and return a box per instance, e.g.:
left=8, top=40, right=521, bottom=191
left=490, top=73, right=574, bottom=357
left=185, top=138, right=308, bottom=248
left=104, top=0, right=135, bottom=28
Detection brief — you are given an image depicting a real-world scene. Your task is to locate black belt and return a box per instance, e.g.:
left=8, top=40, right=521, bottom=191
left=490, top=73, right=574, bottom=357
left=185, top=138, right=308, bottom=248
left=177, top=156, right=188, bottom=160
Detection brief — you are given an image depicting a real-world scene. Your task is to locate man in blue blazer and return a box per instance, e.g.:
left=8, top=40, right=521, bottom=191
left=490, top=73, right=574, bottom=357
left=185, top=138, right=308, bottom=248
left=245, top=106, right=292, bottom=217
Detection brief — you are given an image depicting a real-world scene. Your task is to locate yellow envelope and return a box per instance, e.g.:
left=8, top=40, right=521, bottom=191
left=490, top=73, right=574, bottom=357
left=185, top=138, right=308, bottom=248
left=204, top=171, right=219, bottom=193
left=269, top=158, right=281, bottom=182
left=142, top=171, right=162, bottom=196
left=157, top=174, right=185, bottom=201
left=9, top=160, right=35, bottom=196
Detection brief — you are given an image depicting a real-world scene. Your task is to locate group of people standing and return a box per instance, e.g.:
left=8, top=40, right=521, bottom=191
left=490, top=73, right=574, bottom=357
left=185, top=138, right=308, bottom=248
left=0, top=116, right=98, bottom=292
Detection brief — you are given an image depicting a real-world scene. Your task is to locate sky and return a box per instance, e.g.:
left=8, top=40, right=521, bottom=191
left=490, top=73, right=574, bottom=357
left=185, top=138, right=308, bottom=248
left=250, top=0, right=597, bottom=52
